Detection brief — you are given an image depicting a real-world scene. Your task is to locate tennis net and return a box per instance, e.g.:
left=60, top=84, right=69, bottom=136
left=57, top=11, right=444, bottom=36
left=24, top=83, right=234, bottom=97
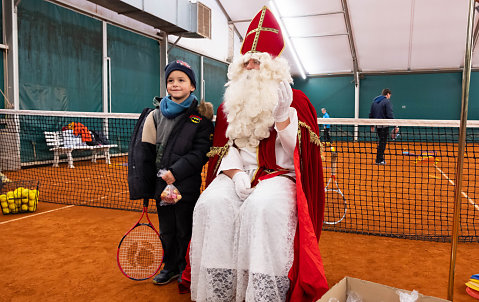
left=320, top=117, right=479, bottom=242
left=0, top=110, right=478, bottom=242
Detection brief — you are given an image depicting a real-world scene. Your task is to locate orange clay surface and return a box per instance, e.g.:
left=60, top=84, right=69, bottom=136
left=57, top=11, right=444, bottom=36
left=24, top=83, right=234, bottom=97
left=0, top=202, right=478, bottom=301
left=1, top=142, right=478, bottom=301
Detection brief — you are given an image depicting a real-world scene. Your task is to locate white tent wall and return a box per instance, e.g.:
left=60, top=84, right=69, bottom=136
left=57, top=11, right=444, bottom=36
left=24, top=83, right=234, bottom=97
left=348, top=0, right=473, bottom=72
left=172, top=0, right=479, bottom=76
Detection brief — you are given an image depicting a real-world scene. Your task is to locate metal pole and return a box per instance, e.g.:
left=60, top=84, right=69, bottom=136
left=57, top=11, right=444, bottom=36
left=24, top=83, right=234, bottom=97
left=200, top=56, right=204, bottom=100
left=354, top=71, right=360, bottom=141
left=160, top=31, right=168, bottom=98
left=447, top=0, right=475, bottom=300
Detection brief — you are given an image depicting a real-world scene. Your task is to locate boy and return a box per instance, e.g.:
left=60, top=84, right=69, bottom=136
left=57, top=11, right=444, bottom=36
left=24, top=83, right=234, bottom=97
left=141, top=60, right=214, bottom=285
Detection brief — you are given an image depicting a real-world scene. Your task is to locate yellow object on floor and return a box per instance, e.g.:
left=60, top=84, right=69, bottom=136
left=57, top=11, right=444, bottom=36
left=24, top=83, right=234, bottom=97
left=466, top=280, right=479, bottom=292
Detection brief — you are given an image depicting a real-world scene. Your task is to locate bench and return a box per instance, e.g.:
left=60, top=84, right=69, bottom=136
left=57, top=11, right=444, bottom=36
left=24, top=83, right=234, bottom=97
left=44, top=131, right=118, bottom=168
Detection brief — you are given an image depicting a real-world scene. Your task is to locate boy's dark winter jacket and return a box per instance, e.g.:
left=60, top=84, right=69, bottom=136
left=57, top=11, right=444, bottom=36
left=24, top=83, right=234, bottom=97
left=128, top=100, right=214, bottom=203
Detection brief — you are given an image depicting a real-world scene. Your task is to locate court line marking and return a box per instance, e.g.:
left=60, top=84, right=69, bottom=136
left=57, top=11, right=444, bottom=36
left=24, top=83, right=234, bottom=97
left=0, top=205, right=75, bottom=225
left=434, top=165, right=479, bottom=211
left=82, top=190, right=129, bottom=205
left=49, top=174, right=109, bottom=186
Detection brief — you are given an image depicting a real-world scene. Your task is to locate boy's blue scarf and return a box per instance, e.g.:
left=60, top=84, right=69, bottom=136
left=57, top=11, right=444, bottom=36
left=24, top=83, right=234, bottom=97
left=160, top=94, right=196, bottom=119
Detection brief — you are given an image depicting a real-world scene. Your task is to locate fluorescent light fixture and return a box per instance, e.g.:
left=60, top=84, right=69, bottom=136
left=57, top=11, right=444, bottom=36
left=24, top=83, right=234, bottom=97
left=269, top=0, right=307, bottom=79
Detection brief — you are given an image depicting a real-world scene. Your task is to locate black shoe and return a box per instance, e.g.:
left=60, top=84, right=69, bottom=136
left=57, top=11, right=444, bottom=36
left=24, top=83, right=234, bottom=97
left=153, top=269, right=180, bottom=285
left=375, top=160, right=386, bottom=165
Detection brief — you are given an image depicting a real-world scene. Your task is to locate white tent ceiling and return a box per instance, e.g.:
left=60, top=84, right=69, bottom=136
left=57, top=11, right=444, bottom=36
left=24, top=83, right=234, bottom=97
left=219, top=0, right=479, bottom=77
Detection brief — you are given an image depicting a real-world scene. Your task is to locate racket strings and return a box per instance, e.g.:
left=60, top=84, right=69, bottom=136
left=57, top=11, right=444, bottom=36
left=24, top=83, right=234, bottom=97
left=118, top=225, right=163, bottom=280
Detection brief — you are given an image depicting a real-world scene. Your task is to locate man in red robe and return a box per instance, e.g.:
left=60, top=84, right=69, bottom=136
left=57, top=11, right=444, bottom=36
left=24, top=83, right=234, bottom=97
left=182, top=6, right=328, bottom=301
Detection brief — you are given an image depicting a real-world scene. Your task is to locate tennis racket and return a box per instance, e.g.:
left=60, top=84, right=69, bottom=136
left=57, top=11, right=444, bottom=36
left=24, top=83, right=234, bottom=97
left=117, top=198, right=163, bottom=280
left=324, top=151, right=347, bottom=225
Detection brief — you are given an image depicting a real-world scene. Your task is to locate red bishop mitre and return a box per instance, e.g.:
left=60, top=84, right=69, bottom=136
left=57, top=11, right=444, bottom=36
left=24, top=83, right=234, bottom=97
left=240, top=6, right=285, bottom=57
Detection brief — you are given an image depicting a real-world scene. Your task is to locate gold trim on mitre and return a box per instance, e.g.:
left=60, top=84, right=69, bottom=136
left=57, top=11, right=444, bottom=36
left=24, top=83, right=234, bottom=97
left=239, top=6, right=286, bottom=57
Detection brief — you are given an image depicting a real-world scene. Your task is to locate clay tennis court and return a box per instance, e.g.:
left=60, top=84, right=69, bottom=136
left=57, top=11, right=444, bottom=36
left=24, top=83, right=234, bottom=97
left=1, top=144, right=478, bottom=301
left=1, top=202, right=478, bottom=301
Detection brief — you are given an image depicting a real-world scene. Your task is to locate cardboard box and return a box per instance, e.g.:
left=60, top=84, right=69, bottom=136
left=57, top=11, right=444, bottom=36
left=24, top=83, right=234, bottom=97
left=318, top=277, right=450, bottom=302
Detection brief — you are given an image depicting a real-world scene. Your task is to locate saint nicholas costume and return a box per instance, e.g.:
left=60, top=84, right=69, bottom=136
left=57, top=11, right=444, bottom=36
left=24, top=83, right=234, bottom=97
left=181, top=6, right=329, bottom=302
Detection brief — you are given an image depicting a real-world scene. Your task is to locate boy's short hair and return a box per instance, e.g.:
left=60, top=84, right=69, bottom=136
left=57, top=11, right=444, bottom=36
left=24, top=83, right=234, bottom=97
left=165, top=60, right=196, bottom=88
left=382, top=88, right=392, bottom=96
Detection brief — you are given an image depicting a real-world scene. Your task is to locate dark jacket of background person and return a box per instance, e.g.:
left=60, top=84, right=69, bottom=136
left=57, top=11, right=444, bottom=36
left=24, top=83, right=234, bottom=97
left=369, top=95, right=394, bottom=120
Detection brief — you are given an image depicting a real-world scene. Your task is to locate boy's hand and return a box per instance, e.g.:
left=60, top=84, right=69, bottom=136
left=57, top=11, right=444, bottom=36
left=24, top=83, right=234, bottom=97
left=161, top=170, right=176, bottom=185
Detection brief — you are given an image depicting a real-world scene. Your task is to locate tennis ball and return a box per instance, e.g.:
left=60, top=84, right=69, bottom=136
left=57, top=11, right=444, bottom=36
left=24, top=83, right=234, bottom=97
left=2, top=208, right=10, bottom=214
left=28, top=206, right=35, bottom=212
left=28, top=199, right=35, bottom=207
left=8, top=203, right=15, bottom=210
left=29, top=190, right=37, bottom=200
left=13, top=188, right=23, bottom=198
left=14, top=199, right=21, bottom=206
left=0, top=194, right=6, bottom=202
left=21, top=204, right=28, bottom=211
left=21, top=189, right=29, bottom=198
left=6, top=191, right=14, bottom=199
left=21, top=198, right=28, bottom=204
left=1, top=201, right=7, bottom=209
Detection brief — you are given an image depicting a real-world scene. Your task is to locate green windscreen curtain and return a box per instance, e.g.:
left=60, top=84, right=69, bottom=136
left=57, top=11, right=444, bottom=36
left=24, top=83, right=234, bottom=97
left=108, top=25, right=161, bottom=113
left=203, top=57, right=227, bottom=111
left=470, top=72, right=479, bottom=120
left=293, top=76, right=355, bottom=118
left=18, top=0, right=102, bottom=111
left=359, top=73, right=463, bottom=119
left=294, top=72, right=477, bottom=120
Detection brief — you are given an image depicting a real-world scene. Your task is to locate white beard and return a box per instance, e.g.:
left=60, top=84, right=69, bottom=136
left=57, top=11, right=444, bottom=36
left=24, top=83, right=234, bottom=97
left=223, top=53, right=292, bottom=149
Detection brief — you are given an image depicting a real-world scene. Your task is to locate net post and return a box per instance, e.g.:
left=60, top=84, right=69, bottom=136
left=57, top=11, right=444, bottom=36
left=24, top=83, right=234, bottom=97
left=447, top=0, right=475, bottom=299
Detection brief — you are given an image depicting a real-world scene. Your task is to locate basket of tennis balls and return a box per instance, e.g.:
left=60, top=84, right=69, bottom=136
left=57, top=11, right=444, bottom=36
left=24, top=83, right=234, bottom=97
left=0, top=180, right=39, bottom=215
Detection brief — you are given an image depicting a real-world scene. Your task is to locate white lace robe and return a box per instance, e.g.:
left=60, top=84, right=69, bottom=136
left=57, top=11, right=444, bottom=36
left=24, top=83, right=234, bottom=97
left=190, top=109, right=299, bottom=302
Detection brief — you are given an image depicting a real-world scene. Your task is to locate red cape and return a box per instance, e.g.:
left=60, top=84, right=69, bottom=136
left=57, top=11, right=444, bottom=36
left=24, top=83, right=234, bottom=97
left=180, top=89, right=328, bottom=301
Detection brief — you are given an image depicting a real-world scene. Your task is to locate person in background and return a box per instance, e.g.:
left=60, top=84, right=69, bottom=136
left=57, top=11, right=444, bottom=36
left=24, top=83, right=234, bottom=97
left=369, top=88, right=398, bottom=165
left=140, top=60, right=214, bottom=285
left=321, top=107, right=331, bottom=144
